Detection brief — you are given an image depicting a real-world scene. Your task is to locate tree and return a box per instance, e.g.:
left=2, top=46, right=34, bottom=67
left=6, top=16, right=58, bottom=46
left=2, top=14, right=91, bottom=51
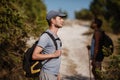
left=75, top=9, right=93, bottom=20
left=0, top=0, right=47, bottom=79
left=90, top=0, right=120, bottom=34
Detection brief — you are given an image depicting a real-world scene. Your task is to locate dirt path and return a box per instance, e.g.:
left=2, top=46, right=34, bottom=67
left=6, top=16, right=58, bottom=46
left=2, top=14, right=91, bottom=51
left=58, top=24, right=94, bottom=80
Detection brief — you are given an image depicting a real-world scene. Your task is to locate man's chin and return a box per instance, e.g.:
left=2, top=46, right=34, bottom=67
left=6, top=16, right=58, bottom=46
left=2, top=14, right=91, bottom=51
left=55, top=26, right=62, bottom=28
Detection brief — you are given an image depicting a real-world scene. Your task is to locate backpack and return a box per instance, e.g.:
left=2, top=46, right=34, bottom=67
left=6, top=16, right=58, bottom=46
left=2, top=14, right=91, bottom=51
left=102, top=32, right=114, bottom=57
left=23, top=32, right=58, bottom=78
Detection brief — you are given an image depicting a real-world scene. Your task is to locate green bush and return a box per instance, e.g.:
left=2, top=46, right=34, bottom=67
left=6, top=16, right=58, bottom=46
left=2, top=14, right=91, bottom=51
left=0, top=0, right=47, bottom=79
left=100, top=39, right=120, bottom=80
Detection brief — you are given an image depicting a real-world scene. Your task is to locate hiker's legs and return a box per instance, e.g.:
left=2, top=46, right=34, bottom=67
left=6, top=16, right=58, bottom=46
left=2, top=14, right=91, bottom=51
left=92, top=61, right=102, bottom=80
left=39, top=70, right=57, bottom=80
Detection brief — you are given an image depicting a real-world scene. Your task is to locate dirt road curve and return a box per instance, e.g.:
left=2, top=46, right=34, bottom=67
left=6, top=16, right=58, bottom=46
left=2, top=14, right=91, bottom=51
left=58, top=23, right=94, bottom=80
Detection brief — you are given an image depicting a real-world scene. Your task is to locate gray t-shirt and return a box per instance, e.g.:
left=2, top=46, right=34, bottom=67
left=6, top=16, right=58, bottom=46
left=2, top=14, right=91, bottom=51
left=37, top=29, right=62, bottom=75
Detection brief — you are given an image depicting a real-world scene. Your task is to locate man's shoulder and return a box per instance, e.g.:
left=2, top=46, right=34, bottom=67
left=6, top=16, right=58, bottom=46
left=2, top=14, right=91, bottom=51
left=40, top=32, right=49, bottom=37
left=38, top=32, right=50, bottom=42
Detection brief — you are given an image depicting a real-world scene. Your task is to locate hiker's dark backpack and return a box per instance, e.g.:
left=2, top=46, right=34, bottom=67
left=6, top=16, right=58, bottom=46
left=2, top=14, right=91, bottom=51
left=102, top=32, right=114, bottom=57
left=23, top=32, right=59, bottom=78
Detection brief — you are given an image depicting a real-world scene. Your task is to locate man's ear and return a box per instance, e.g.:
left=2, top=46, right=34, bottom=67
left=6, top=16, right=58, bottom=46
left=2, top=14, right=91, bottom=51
left=51, top=18, right=55, bottom=24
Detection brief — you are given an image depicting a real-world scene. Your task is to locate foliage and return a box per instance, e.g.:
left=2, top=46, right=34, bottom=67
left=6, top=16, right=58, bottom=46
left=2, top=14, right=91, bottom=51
left=101, top=56, right=120, bottom=80
left=118, top=38, right=120, bottom=53
left=98, top=38, right=120, bottom=80
left=75, top=9, right=93, bottom=20
left=90, top=0, right=106, bottom=17
left=21, top=0, right=47, bottom=36
left=90, top=0, right=120, bottom=34
left=0, top=0, right=47, bottom=79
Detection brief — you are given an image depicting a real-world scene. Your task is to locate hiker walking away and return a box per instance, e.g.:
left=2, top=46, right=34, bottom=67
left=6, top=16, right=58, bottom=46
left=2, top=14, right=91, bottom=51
left=32, top=10, right=66, bottom=80
left=90, top=18, right=104, bottom=80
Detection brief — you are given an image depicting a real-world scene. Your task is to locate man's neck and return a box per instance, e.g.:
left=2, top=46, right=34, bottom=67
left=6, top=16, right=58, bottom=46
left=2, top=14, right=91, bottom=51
left=49, top=26, right=58, bottom=35
left=95, top=27, right=100, bottom=30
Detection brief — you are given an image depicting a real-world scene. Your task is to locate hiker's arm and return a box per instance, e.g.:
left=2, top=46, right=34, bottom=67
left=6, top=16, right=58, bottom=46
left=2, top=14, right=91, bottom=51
left=32, top=46, right=61, bottom=60
left=57, top=73, right=60, bottom=80
left=93, top=31, right=101, bottom=60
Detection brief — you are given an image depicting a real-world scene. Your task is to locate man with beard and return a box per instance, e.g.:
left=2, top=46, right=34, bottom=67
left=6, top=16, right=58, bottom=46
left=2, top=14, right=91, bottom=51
left=32, top=10, right=66, bottom=80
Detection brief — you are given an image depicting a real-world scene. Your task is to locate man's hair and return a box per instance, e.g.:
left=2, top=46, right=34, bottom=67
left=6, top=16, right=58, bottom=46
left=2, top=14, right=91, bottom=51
left=47, top=20, right=51, bottom=26
left=47, top=16, right=56, bottom=26
left=94, top=18, right=103, bottom=28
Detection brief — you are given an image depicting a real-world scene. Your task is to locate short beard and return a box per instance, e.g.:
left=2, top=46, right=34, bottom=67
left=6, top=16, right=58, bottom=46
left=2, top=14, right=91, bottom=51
left=55, top=24, right=61, bottom=28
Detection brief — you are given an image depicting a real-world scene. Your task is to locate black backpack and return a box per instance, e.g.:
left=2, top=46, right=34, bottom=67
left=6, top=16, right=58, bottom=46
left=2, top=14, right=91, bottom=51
left=102, top=32, right=114, bottom=57
left=23, top=32, right=59, bottom=78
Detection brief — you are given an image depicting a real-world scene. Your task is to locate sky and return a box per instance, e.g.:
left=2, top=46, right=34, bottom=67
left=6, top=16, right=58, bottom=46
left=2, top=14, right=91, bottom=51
left=43, top=0, right=93, bottom=19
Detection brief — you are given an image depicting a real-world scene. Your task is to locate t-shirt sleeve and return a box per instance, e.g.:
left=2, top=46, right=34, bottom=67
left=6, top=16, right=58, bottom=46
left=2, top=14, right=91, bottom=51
left=37, top=33, right=49, bottom=49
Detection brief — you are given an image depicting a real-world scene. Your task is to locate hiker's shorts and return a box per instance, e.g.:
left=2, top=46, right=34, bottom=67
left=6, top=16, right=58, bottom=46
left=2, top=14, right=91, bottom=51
left=39, top=70, right=57, bottom=80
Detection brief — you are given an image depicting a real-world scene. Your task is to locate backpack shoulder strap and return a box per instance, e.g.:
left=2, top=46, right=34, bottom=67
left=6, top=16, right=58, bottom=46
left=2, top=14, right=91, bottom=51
left=41, top=32, right=58, bottom=65
left=42, top=32, right=58, bottom=50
